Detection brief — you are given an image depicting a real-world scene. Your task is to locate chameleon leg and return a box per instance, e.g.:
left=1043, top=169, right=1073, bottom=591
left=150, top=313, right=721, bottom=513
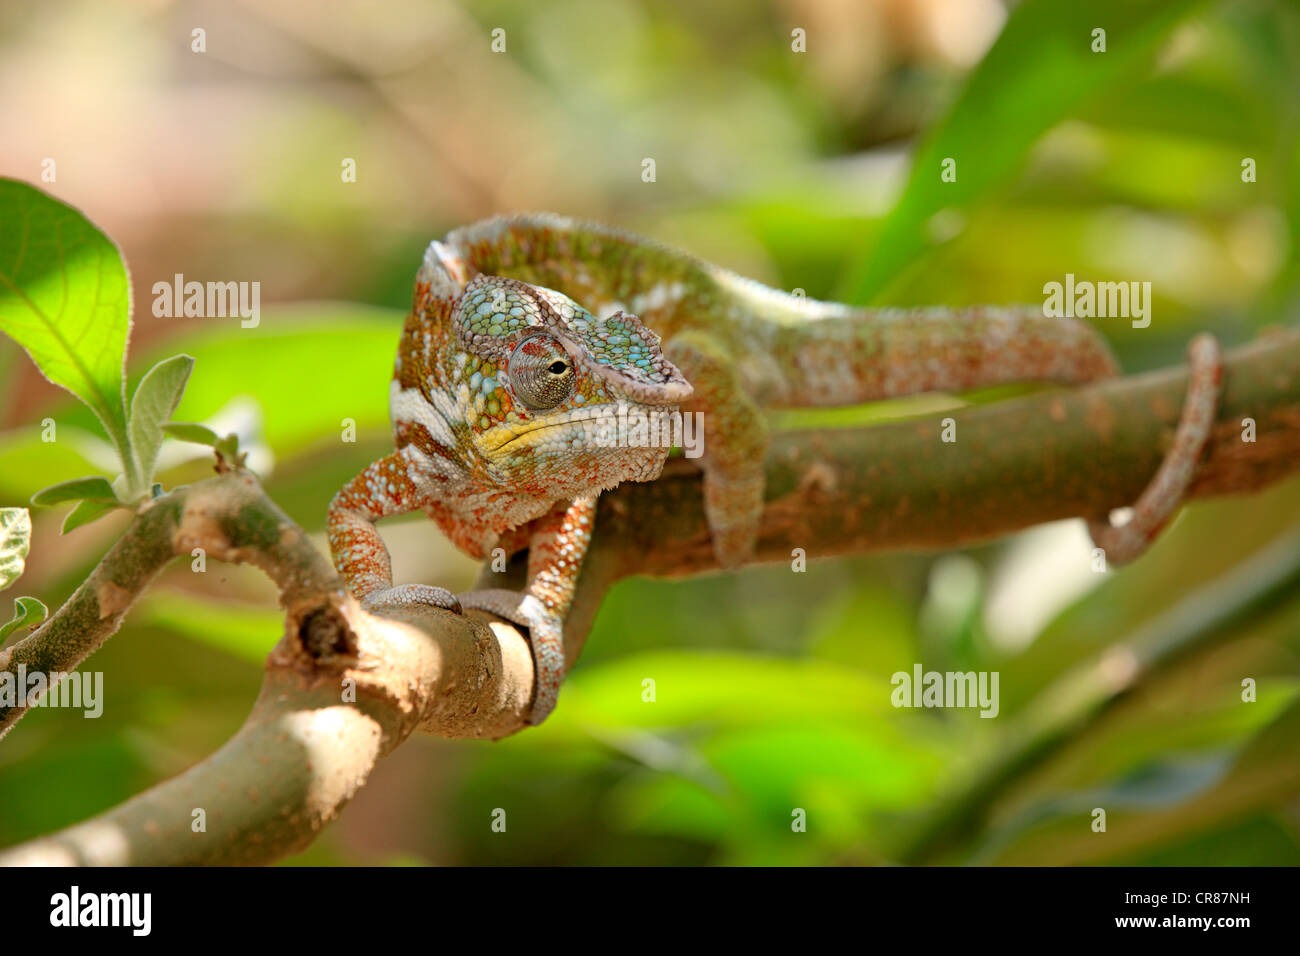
left=1087, top=334, right=1222, bottom=565
left=327, top=449, right=461, bottom=613
left=461, top=495, right=598, bottom=724
left=664, top=330, right=769, bottom=568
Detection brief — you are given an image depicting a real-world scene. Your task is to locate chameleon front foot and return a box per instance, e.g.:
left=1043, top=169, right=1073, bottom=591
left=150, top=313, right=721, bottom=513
left=1087, top=333, right=1222, bottom=565
left=663, top=330, right=769, bottom=569
left=460, top=589, right=565, bottom=725
left=360, top=584, right=463, bottom=615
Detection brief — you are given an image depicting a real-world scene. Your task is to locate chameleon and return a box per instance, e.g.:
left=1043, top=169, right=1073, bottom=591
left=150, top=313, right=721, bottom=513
left=327, top=214, right=1222, bottom=725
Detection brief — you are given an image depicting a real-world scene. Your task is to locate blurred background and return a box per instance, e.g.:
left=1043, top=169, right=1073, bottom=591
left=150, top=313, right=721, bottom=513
left=1, top=0, right=1299, bottom=865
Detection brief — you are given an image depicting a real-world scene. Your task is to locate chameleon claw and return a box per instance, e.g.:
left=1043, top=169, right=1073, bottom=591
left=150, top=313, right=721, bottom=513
left=1088, top=333, right=1222, bottom=565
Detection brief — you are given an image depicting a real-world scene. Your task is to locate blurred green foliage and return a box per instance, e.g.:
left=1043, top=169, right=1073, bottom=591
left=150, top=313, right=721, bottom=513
left=1, top=0, right=1298, bottom=865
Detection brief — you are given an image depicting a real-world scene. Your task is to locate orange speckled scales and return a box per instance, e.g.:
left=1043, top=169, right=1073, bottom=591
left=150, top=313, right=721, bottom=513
left=328, top=215, right=1221, bottom=724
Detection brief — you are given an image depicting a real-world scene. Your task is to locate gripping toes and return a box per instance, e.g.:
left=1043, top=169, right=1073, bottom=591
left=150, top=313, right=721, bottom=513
left=518, top=596, right=565, bottom=725
left=1088, top=333, right=1222, bottom=565
left=459, top=588, right=529, bottom=626
left=461, top=589, right=564, bottom=725
left=458, top=497, right=595, bottom=725
left=361, top=584, right=463, bottom=615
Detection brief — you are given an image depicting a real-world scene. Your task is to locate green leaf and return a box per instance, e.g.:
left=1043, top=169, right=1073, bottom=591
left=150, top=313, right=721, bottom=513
left=0, top=595, right=47, bottom=641
left=571, top=652, right=885, bottom=727
left=0, top=179, right=134, bottom=481
left=0, top=507, right=32, bottom=590
left=839, top=0, right=1207, bottom=302
left=60, top=498, right=121, bottom=534
left=30, top=476, right=117, bottom=506
left=160, top=422, right=220, bottom=446
left=161, top=421, right=243, bottom=468
left=128, top=354, right=194, bottom=490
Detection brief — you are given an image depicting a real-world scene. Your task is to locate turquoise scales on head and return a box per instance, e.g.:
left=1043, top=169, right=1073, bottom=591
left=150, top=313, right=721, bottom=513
left=328, top=213, right=1222, bottom=724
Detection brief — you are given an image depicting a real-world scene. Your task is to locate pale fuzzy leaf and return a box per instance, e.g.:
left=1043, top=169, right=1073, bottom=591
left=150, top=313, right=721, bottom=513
left=160, top=421, right=220, bottom=446
left=60, top=498, right=121, bottom=534
left=0, top=595, right=47, bottom=641
left=0, top=507, right=32, bottom=590
left=30, top=475, right=116, bottom=506
left=129, top=354, right=194, bottom=490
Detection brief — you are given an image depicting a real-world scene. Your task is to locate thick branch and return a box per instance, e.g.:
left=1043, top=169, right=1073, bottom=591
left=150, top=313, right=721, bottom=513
left=0, top=472, right=534, bottom=864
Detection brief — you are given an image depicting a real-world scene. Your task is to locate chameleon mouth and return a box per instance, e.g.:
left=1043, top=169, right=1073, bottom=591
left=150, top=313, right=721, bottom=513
left=478, top=413, right=609, bottom=453
left=479, top=402, right=684, bottom=456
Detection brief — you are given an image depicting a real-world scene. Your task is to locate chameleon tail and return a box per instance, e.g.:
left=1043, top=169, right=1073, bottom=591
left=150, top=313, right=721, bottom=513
left=739, top=295, right=1121, bottom=408
left=1088, top=334, right=1222, bottom=564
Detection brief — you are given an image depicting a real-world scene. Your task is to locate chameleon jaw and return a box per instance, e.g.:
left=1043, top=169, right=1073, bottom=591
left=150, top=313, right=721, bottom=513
left=474, top=403, right=679, bottom=487
left=477, top=412, right=610, bottom=454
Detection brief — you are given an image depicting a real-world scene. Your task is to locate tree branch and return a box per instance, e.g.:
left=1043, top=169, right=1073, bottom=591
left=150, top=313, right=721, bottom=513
left=0, top=472, right=534, bottom=864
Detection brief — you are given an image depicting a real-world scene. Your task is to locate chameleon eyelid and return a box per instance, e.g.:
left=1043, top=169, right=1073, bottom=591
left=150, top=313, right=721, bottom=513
left=507, top=333, right=578, bottom=410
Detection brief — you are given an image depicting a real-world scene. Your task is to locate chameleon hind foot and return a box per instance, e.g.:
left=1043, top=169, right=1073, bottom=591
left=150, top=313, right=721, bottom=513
left=460, top=589, right=564, bottom=725
left=1087, top=334, right=1222, bottom=565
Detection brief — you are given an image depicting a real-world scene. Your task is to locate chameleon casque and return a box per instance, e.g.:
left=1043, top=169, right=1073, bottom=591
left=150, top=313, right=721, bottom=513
left=327, top=215, right=1222, bottom=724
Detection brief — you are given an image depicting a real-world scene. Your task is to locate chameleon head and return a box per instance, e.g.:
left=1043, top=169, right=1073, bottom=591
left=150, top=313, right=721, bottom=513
left=443, top=274, right=692, bottom=499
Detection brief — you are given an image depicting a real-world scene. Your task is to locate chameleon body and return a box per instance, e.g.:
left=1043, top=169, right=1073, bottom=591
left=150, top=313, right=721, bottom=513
left=328, top=214, right=1221, bottom=724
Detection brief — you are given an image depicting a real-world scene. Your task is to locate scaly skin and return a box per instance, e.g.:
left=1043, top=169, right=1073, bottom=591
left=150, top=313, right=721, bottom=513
left=329, top=214, right=1222, bottom=724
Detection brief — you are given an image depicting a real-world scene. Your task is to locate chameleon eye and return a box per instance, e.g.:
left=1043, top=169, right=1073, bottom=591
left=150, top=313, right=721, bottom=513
left=508, top=335, right=577, bottom=411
